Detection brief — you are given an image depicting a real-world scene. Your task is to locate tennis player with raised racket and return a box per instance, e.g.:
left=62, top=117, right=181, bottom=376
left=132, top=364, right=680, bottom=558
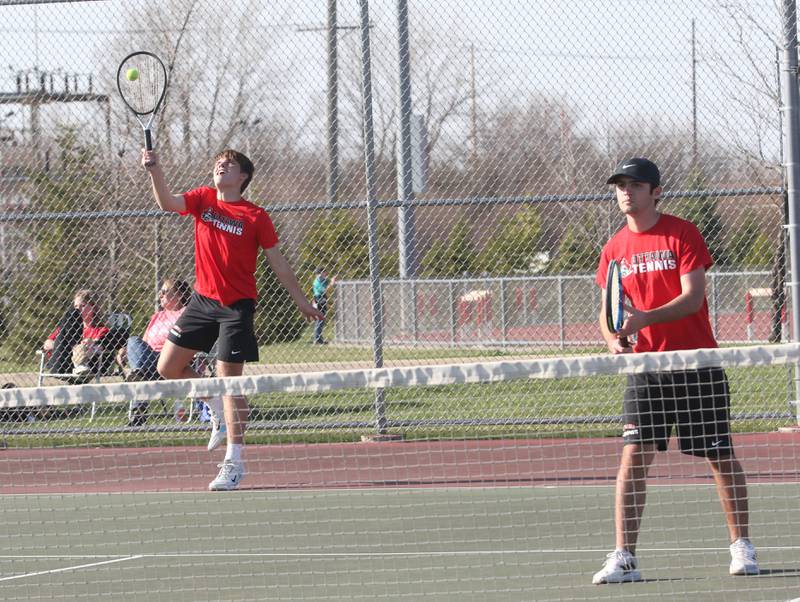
left=141, top=147, right=323, bottom=491
left=593, top=158, right=758, bottom=583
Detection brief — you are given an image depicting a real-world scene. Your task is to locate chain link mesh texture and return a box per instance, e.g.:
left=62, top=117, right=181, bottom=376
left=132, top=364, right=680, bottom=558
left=0, top=2, right=799, bottom=600
left=0, top=0, right=789, bottom=386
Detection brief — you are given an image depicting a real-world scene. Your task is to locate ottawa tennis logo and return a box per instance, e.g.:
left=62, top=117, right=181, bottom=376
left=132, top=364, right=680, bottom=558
left=201, top=207, right=244, bottom=236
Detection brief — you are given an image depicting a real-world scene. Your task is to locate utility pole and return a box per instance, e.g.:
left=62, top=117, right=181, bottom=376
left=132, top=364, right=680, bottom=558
left=326, top=0, right=339, bottom=205
left=470, top=43, right=478, bottom=163
left=397, top=0, right=417, bottom=278
left=297, top=1, right=358, bottom=205
left=691, top=19, right=698, bottom=169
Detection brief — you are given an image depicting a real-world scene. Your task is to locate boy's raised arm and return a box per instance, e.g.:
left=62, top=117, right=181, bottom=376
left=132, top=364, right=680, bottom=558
left=142, top=149, right=186, bottom=213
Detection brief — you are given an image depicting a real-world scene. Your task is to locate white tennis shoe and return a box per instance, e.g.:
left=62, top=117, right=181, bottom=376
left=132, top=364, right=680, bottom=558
left=207, top=409, right=226, bottom=452
left=208, top=460, right=244, bottom=491
left=729, top=538, right=759, bottom=575
left=592, top=549, right=641, bottom=584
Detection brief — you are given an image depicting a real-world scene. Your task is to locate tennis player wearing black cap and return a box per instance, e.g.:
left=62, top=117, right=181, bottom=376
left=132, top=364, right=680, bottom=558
left=592, top=157, right=759, bottom=584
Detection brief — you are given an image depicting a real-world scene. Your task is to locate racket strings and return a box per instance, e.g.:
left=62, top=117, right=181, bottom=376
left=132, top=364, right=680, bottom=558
left=610, top=278, right=622, bottom=328
left=605, top=261, right=625, bottom=333
left=117, top=55, right=166, bottom=115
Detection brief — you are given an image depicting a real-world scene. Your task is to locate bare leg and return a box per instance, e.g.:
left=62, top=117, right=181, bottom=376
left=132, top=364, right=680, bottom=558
left=216, top=360, right=247, bottom=446
left=615, top=443, right=657, bottom=555
left=157, top=340, right=202, bottom=380
left=707, top=454, right=749, bottom=542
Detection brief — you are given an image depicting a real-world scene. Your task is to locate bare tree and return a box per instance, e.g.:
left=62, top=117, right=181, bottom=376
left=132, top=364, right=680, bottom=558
left=698, top=0, right=783, bottom=181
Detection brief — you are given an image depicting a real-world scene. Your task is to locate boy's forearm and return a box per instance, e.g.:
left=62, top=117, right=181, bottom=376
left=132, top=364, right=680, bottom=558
left=276, top=267, right=311, bottom=306
left=148, top=167, right=174, bottom=210
left=267, top=250, right=310, bottom=305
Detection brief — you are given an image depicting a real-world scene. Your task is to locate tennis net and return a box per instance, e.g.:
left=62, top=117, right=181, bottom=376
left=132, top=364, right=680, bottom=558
left=0, top=343, right=798, bottom=600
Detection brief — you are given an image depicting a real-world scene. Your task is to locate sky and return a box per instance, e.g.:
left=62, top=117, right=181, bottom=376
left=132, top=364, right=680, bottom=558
left=0, top=0, right=786, bottom=164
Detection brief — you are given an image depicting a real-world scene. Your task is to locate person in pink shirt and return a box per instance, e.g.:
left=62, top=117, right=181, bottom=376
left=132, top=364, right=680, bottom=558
left=119, top=279, right=192, bottom=426
left=118, top=279, right=192, bottom=382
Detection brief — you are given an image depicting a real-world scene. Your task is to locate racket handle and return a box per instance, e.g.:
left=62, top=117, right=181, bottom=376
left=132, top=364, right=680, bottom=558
left=619, top=335, right=630, bottom=348
left=144, top=129, right=153, bottom=151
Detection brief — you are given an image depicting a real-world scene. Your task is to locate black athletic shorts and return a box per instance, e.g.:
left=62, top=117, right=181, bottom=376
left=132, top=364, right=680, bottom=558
left=167, top=292, right=258, bottom=364
left=621, top=367, right=733, bottom=458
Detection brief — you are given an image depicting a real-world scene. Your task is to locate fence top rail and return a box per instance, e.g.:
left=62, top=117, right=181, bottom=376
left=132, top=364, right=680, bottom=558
left=337, top=270, right=773, bottom=286
left=0, top=187, right=784, bottom=223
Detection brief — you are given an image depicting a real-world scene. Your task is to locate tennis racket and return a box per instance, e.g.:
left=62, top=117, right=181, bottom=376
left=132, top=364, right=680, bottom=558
left=116, top=51, right=167, bottom=162
left=604, top=259, right=629, bottom=348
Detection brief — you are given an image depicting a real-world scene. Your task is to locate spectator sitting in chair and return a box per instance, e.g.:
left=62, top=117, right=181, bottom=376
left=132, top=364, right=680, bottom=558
left=117, top=279, right=191, bottom=427
left=117, top=279, right=192, bottom=381
left=42, top=289, right=110, bottom=379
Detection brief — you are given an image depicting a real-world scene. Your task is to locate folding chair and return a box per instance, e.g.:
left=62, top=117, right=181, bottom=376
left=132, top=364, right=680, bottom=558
left=36, top=312, right=133, bottom=421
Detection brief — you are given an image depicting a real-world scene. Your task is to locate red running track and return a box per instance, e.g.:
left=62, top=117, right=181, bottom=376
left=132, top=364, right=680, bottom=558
left=0, top=432, right=798, bottom=494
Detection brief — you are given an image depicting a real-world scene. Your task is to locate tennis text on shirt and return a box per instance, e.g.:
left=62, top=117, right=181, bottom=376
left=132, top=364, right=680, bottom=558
left=181, top=186, right=279, bottom=306
left=596, top=213, right=717, bottom=352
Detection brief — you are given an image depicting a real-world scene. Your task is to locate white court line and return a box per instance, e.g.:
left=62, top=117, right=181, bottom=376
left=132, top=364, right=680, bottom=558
left=1, top=547, right=799, bottom=560
left=0, top=481, right=796, bottom=497
left=0, top=555, right=142, bottom=582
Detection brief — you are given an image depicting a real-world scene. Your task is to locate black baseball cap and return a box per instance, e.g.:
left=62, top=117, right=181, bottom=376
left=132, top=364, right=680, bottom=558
left=606, top=158, right=661, bottom=187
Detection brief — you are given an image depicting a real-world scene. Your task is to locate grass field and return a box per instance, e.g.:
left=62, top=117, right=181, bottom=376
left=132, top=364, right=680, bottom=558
left=1, top=361, right=793, bottom=448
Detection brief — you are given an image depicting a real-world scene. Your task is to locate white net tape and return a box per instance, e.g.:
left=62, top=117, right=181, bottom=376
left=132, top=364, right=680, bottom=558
left=3, top=343, right=798, bottom=408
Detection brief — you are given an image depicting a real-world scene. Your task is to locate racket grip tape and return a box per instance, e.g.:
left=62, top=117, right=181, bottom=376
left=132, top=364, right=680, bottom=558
left=144, top=129, right=153, bottom=151
left=619, top=335, right=630, bottom=348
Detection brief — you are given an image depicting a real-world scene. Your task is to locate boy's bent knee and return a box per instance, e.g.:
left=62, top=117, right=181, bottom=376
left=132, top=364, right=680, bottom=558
left=157, top=361, right=183, bottom=380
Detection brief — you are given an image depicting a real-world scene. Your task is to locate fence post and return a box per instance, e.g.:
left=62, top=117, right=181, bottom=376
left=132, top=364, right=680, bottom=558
left=780, top=0, right=800, bottom=424
left=500, top=278, right=507, bottom=348
left=558, top=276, right=565, bottom=349
left=710, top=272, right=719, bottom=340
left=448, top=280, right=456, bottom=347
left=358, top=0, right=391, bottom=438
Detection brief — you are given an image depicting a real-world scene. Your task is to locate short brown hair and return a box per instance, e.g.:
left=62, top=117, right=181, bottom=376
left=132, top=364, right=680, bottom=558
left=74, top=289, right=104, bottom=326
left=214, top=149, right=254, bottom=193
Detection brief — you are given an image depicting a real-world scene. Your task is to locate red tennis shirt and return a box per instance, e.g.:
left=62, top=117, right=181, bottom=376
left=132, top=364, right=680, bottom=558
left=182, top=186, right=279, bottom=306
left=596, top=213, right=717, bottom=352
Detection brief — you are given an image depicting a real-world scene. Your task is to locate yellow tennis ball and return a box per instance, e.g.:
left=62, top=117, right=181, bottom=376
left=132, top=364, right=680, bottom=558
left=126, top=68, right=139, bottom=81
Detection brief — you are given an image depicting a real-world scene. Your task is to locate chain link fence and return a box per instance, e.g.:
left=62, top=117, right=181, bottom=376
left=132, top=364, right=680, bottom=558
left=0, top=0, right=791, bottom=388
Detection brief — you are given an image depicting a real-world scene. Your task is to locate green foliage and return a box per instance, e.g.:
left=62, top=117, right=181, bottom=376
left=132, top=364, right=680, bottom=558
left=298, top=210, right=398, bottom=282
left=254, top=255, right=307, bottom=345
left=288, top=211, right=397, bottom=344
left=742, top=232, right=775, bottom=268
left=670, top=196, right=726, bottom=266
left=670, top=168, right=726, bottom=265
left=476, top=207, right=544, bottom=275
left=548, top=223, right=600, bottom=274
left=726, top=213, right=774, bottom=268
left=1, top=129, right=111, bottom=359
left=421, top=216, right=477, bottom=277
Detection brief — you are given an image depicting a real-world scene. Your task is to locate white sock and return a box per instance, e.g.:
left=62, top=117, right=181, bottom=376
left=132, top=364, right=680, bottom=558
left=205, top=396, right=224, bottom=419
left=225, top=443, right=243, bottom=463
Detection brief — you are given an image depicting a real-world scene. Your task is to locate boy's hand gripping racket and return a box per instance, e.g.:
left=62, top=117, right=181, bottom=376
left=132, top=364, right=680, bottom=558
left=116, top=51, right=167, bottom=164
left=605, top=259, right=630, bottom=348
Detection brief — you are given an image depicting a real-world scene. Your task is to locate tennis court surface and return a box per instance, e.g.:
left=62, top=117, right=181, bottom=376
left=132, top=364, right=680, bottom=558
left=0, top=434, right=799, bottom=601
left=1, top=346, right=800, bottom=599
